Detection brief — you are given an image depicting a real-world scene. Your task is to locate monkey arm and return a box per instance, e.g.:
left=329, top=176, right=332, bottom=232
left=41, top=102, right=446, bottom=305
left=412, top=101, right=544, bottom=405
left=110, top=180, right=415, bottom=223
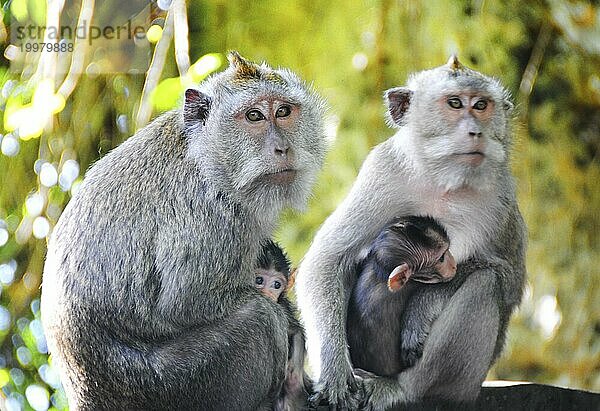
left=399, top=285, right=451, bottom=369
left=279, top=297, right=308, bottom=386
left=296, top=142, right=415, bottom=406
left=152, top=294, right=289, bottom=403
left=272, top=296, right=315, bottom=411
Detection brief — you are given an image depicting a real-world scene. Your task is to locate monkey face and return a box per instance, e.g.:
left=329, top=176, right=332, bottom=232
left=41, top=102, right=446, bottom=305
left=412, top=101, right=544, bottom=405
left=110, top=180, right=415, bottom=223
left=418, top=89, right=510, bottom=190
left=411, top=248, right=457, bottom=283
left=387, top=248, right=456, bottom=292
left=255, top=268, right=287, bottom=302
left=232, top=96, right=302, bottom=186
left=384, top=56, right=513, bottom=191
left=183, top=52, right=327, bottom=212
left=220, top=88, right=326, bottom=210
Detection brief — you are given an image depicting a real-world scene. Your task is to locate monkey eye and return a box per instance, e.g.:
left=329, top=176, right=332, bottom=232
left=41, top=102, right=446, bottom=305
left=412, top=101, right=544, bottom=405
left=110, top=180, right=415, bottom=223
left=438, top=252, right=446, bottom=263
left=273, top=280, right=282, bottom=289
left=246, top=109, right=266, bottom=122
left=447, top=97, right=463, bottom=109
left=473, top=100, right=488, bottom=110
left=255, top=276, right=264, bottom=285
left=275, top=105, right=292, bottom=118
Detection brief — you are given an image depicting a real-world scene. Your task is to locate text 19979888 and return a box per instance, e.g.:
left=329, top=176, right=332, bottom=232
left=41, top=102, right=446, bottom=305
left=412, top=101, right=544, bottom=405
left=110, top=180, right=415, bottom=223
left=21, top=42, right=74, bottom=53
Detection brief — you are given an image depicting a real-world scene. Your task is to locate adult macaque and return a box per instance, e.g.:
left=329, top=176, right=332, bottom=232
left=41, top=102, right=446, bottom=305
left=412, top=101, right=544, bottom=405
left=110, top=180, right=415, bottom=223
left=41, top=52, right=327, bottom=410
left=347, top=216, right=457, bottom=376
left=255, top=240, right=311, bottom=411
left=296, top=56, right=526, bottom=409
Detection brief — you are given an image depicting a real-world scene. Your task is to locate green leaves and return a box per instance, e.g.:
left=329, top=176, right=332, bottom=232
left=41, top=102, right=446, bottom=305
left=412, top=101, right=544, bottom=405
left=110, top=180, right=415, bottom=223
left=151, top=53, right=223, bottom=112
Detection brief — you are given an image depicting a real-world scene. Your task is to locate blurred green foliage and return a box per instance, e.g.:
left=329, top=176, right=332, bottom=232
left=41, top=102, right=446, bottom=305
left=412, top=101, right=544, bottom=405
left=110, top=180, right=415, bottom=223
left=0, top=0, right=599, bottom=409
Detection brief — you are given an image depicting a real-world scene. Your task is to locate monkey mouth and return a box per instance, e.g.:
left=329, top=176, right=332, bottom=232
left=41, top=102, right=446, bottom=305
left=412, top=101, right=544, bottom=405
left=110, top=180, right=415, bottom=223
left=412, top=273, right=454, bottom=284
left=454, top=151, right=485, bottom=166
left=263, top=169, right=297, bottom=184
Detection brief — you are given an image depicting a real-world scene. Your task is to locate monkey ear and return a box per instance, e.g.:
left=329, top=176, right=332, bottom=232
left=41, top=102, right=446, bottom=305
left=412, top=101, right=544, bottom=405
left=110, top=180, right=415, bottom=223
left=387, top=263, right=411, bottom=292
left=184, top=88, right=211, bottom=127
left=384, top=87, right=412, bottom=127
left=287, top=268, right=297, bottom=290
left=503, top=98, right=514, bottom=114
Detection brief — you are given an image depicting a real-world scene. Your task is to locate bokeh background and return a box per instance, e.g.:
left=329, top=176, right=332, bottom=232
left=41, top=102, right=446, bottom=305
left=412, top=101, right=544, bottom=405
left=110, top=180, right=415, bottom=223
left=0, top=0, right=599, bottom=409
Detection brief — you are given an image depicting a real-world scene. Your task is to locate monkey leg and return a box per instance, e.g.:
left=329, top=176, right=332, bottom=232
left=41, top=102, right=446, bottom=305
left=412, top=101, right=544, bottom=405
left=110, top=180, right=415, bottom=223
left=51, top=295, right=288, bottom=411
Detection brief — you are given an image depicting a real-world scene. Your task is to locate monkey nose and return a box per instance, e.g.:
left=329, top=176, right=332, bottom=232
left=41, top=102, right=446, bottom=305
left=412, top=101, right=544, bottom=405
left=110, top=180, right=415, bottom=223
left=264, top=290, right=279, bottom=302
left=274, top=146, right=290, bottom=157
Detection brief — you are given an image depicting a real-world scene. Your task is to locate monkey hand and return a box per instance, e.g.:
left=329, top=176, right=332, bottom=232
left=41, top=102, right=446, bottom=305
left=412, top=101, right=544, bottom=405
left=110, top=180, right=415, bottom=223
left=399, top=327, right=424, bottom=369
left=356, top=370, right=406, bottom=411
left=308, top=368, right=365, bottom=410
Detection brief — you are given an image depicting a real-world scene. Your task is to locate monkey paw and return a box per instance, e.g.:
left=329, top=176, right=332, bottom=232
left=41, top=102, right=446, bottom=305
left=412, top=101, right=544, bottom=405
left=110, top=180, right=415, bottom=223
left=399, top=346, right=422, bottom=369
left=308, top=371, right=365, bottom=409
left=400, top=329, right=424, bottom=369
left=359, top=374, right=406, bottom=411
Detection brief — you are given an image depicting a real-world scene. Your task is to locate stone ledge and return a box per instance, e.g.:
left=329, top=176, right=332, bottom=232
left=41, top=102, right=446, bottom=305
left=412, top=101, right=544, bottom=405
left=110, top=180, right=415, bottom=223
left=314, top=382, right=600, bottom=410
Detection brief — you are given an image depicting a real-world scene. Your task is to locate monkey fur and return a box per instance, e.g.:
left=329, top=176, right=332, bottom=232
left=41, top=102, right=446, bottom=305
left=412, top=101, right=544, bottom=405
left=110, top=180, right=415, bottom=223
left=296, top=55, right=526, bottom=410
left=41, top=52, right=327, bottom=410
left=347, top=216, right=457, bottom=377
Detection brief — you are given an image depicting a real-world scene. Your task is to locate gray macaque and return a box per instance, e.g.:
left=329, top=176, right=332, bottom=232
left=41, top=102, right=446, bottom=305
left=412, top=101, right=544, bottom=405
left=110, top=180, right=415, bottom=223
left=255, top=240, right=311, bottom=411
left=347, top=216, right=457, bottom=376
left=41, top=52, right=327, bottom=410
left=296, top=56, right=526, bottom=409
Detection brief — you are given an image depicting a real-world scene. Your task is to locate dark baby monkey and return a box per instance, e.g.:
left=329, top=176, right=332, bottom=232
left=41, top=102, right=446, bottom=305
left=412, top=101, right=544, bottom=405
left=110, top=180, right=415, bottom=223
left=255, top=240, right=311, bottom=411
left=347, top=216, right=457, bottom=377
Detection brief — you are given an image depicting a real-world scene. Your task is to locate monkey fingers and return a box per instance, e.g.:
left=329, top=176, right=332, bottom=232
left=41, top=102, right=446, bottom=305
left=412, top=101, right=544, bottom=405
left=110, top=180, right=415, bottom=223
left=359, top=375, right=406, bottom=411
left=309, top=390, right=363, bottom=410
left=353, top=368, right=377, bottom=379
left=309, top=375, right=365, bottom=410
left=308, top=390, right=324, bottom=408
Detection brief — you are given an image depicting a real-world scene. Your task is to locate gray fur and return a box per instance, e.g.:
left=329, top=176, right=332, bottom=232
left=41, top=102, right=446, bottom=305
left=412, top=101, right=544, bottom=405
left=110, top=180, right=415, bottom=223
left=41, top=52, right=327, bottom=410
left=295, top=57, right=526, bottom=410
left=275, top=297, right=312, bottom=411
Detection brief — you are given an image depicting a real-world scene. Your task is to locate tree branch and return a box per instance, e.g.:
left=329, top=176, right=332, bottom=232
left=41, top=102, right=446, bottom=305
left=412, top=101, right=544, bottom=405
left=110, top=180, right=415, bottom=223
left=136, top=9, right=174, bottom=129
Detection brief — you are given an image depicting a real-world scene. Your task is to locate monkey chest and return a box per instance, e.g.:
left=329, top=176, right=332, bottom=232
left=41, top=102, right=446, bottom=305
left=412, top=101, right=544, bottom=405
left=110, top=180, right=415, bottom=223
left=416, top=193, right=497, bottom=262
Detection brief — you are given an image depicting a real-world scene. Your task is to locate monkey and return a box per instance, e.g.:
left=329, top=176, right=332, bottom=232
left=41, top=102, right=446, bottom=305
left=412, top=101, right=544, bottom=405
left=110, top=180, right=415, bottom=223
left=255, top=240, right=312, bottom=411
left=40, top=51, right=327, bottom=410
left=346, top=215, right=457, bottom=377
left=295, top=55, right=526, bottom=409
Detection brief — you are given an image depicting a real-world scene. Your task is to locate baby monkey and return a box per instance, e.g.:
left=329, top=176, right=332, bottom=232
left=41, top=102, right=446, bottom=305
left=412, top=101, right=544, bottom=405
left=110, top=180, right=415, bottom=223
left=255, top=241, right=310, bottom=411
left=255, top=241, right=292, bottom=303
left=347, top=216, right=457, bottom=376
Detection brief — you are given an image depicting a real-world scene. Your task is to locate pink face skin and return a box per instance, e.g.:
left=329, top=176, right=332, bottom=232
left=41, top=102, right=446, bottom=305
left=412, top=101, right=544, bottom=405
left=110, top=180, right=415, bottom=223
left=420, top=248, right=457, bottom=282
left=235, top=99, right=301, bottom=185
left=255, top=268, right=288, bottom=302
left=437, top=93, right=496, bottom=167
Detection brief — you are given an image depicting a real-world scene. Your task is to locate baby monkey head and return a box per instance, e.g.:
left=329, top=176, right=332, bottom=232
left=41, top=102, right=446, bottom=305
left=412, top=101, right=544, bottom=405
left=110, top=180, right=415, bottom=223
left=255, top=240, right=292, bottom=302
left=184, top=51, right=327, bottom=212
left=369, top=216, right=457, bottom=292
left=384, top=55, right=515, bottom=191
